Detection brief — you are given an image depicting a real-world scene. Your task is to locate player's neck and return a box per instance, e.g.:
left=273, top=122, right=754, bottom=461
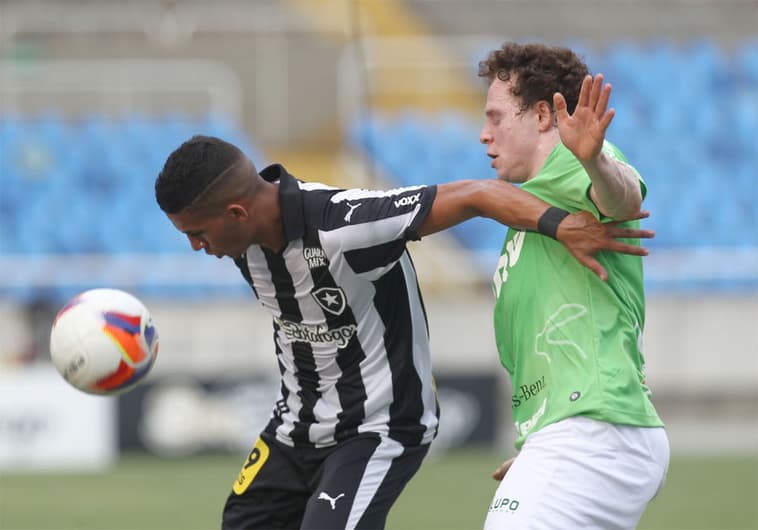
left=525, top=130, right=561, bottom=181
left=258, top=181, right=286, bottom=253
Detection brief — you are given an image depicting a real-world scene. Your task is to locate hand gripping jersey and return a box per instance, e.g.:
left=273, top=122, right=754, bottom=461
left=492, top=142, right=663, bottom=450
left=234, top=165, right=440, bottom=449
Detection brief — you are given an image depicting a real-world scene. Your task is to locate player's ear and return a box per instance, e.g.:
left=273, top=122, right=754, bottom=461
left=227, top=203, right=248, bottom=221
left=535, top=101, right=554, bottom=131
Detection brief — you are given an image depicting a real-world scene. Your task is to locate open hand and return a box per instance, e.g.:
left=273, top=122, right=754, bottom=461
left=554, top=74, right=614, bottom=163
left=556, top=210, right=654, bottom=281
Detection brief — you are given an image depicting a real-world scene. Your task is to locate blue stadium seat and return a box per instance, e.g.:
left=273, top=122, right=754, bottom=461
left=735, top=40, right=758, bottom=84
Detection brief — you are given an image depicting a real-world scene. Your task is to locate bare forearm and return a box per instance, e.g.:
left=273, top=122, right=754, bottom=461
left=419, top=180, right=551, bottom=236
left=474, top=179, right=552, bottom=230
left=584, top=151, right=642, bottom=220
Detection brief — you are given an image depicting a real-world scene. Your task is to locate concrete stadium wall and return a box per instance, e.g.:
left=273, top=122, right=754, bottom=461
left=408, top=0, right=757, bottom=46
left=134, top=292, right=758, bottom=454
left=4, top=290, right=754, bottom=454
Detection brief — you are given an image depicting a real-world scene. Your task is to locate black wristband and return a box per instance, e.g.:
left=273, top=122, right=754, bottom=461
left=537, top=207, right=570, bottom=240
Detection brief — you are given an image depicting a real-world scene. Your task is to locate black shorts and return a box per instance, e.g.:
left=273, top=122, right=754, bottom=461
left=222, top=432, right=430, bottom=530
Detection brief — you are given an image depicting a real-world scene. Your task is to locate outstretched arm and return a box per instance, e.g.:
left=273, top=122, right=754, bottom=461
left=554, top=74, right=643, bottom=220
left=417, top=179, right=653, bottom=281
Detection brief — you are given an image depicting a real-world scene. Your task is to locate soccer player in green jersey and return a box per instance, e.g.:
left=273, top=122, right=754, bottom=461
left=479, top=43, right=669, bottom=529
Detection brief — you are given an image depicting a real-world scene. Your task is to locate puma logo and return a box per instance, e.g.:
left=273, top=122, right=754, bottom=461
left=318, top=491, right=345, bottom=510
left=344, top=202, right=362, bottom=222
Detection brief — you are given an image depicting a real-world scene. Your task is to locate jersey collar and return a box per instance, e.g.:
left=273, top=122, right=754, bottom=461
left=259, top=163, right=305, bottom=243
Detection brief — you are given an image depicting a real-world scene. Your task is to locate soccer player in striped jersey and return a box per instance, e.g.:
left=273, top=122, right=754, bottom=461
left=479, top=43, right=669, bottom=529
left=155, top=135, right=653, bottom=529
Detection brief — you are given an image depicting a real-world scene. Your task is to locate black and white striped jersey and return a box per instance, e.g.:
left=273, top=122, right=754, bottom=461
left=234, top=164, right=440, bottom=449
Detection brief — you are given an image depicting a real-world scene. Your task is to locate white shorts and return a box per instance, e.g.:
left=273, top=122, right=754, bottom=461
left=484, top=416, right=669, bottom=530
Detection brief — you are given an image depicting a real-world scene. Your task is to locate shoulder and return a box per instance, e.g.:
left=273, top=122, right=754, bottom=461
left=298, top=183, right=346, bottom=227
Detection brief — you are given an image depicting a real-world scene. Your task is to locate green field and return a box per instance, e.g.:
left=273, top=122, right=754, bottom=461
left=1, top=451, right=756, bottom=530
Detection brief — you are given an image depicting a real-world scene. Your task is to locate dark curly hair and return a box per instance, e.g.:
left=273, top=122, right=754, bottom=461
left=478, top=42, right=589, bottom=115
left=155, top=135, right=244, bottom=214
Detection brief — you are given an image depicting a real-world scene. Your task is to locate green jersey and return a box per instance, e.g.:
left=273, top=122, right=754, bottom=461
left=492, top=141, right=663, bottom=450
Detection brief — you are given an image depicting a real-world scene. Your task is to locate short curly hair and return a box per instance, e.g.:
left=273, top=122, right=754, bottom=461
left=155, top=135, right=244, bottom=214
left=478, top=42, right=589, bottom=115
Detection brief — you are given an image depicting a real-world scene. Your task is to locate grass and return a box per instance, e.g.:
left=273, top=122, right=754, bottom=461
left=1, top=451, right=756, bottom=529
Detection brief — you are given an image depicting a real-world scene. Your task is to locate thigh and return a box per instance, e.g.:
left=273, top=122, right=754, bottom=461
left=222, top=435, right=310, bottom=530
left=484, top=418, right=670, bottom=530
left=301, top=435, right=429, bottom=530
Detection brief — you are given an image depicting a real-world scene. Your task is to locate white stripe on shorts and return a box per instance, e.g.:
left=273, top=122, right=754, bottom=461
left=345, top=437, right=404, bottom=530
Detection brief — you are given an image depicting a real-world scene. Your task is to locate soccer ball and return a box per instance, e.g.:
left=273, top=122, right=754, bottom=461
left=50, top=288, right=159, bottom=395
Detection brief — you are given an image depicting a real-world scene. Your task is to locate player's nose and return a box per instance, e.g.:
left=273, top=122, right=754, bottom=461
left=479, top=126, right=492, bottom=144
left=187, top=235, right=204, bottom=252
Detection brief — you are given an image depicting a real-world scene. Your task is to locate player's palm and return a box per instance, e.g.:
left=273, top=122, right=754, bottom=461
left=555, top=74, right=615, bottom=163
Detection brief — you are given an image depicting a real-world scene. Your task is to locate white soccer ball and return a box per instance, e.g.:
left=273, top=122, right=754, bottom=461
left=49, top=288, right=159, bottom=395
